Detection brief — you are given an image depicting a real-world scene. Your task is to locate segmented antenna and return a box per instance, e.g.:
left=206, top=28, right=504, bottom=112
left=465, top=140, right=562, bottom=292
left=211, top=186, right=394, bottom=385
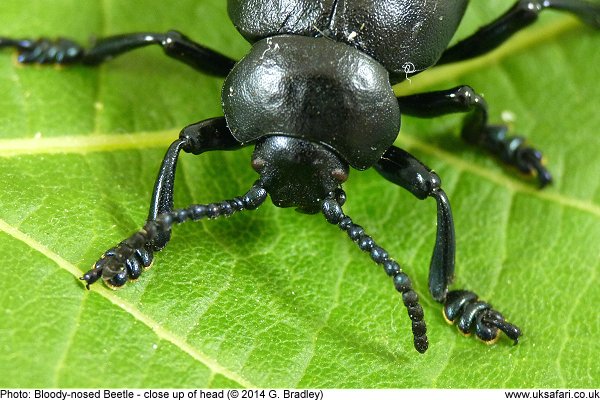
left=321, top=191, right=428, bottom=353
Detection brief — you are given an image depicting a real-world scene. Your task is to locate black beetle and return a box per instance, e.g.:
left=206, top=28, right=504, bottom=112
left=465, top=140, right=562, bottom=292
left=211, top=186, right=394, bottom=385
left=1, top=0, right=598, bottom=354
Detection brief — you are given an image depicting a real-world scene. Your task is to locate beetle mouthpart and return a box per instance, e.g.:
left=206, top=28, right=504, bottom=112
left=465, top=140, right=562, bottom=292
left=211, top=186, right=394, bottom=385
left=251, top=157, right=266, bottom=172
left=251, top=136, right=349, bottom=213
left=321, top=193, right=428, bottom=353
left=331, top=168, right=349, bottom=183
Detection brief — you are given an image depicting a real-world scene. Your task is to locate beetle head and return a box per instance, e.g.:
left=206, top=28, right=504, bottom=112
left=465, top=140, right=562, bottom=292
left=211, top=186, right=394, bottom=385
left=251, top=135, right=349, bottom=213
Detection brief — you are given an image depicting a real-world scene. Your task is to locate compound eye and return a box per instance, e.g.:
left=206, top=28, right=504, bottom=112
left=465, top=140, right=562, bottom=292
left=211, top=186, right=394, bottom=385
left=251, top=157, right=266, bottom=173
left=331, top=168, right=348, bottom=183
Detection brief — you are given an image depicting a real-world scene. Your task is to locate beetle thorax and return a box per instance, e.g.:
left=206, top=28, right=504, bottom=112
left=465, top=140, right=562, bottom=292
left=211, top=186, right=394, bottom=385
left=222, top=35, right=401, bottom=171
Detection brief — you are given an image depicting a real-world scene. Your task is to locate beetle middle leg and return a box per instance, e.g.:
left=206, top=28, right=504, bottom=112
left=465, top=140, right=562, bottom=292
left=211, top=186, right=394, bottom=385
left=397, top=85, right=552, bottom=187
left=437, top=0, right=600, bottom=65
left=80, top=117, right=251, bottom=289
left=374, top=146, right=522, bottom=345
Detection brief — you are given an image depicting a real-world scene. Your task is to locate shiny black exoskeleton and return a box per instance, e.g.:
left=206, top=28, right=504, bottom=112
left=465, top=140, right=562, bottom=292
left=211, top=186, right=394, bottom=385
left=3, top=0, right=599, bottom=353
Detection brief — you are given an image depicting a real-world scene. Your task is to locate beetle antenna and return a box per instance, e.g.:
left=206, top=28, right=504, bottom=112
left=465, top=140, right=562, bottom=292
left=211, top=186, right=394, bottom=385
left=321, top=191, right=429, bottom=353
left=80, top=182, right=267, bottom=289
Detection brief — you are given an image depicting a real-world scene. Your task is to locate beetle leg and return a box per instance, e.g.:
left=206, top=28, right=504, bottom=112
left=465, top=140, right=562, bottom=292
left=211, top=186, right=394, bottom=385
left=322, top=192, right=429, bottom=353
left=397, top=85, right=552, bottom=187
left=80, top=117, right=247, bottom=289
left=374, top=146, right=455, bottom=302
left=437, top=0, right=600, bottom=65
left=374, top=146, right=522, bottom=345
left=81, top=182, right=267, bottom=290
left=444, top=290, right=522, bottom=344
left=0, top=30, right=236, bottom=76
left=148, top=117, right=245, bottom=250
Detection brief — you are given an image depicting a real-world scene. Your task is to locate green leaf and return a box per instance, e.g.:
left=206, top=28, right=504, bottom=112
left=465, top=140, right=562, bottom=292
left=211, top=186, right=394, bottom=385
left=0, top=0, right=599, bottom=388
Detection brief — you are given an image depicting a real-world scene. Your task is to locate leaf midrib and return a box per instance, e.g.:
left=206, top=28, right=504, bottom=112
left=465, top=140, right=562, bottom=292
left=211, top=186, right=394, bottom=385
left=1, top=128, right=598, bottom=219
left=394, top=16, right=584, bottom=96
left=0, top=218, right=255, bottom=388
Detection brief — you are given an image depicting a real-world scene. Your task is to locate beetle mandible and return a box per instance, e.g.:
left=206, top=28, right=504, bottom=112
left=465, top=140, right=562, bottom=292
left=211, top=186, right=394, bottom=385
left=2, top=0, right=599, bottom=353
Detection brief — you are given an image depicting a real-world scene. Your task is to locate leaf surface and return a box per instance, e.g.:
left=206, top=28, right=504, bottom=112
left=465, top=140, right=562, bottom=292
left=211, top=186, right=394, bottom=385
left=0, top=0, right=598, bottom=388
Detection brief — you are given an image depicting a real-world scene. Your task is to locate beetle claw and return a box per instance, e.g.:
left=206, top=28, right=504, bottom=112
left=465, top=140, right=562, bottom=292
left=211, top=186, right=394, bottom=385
left=0, top=37, right=84, bottom=64
left=443, top=290, right=522, bottom=344
left=516, top=146, right=553, bottom=188
left=80, top=244, right=153, bottom=289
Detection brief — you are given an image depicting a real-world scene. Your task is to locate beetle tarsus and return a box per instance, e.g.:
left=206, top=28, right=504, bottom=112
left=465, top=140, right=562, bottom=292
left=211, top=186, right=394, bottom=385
left=443, top=290, right=522, bottom=344
left=0, top=37, right=84, bottom=64
left=80, top=182, right=267, bottom=289
left=473, top=125, right=553, bottom=188
left=81, top=241, right=154, bottom=289
left=396, top=85, right=554, bottom=188
left=1, top=30, right=236, bottom=75
left=516, top=146, right=553, bottom=188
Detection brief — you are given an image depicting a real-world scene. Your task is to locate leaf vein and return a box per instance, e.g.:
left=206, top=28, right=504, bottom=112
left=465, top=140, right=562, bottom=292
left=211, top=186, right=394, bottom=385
left=0, top=218, right=255, bottom=388
left=52, top=292, right=86, bottom=386
left=295, top=242, right=349, bottom=386
left=394, top=17, right=585, bottom=96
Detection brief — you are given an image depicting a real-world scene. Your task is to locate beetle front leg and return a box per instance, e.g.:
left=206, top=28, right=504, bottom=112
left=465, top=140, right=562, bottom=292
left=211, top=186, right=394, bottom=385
left=147, top=117, right=244, bottom=250
left=374, top=146, right=522, bottom=344
left=81, top=117, right=247, bottom=289
left=397, top=85, right=552, bottom=187
left=374, top=146, right=455, bottom=302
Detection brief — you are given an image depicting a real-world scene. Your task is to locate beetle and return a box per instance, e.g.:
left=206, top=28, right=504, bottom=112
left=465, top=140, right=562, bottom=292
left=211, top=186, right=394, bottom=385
left=1, top=0, right=598, bottom=354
